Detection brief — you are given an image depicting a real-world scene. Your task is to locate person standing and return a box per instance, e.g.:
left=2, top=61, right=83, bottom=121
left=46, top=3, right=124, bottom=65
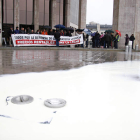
left=20, top=27, right=25, bottom=34
left=91, top=36, right=95, bottom=48
left=8, top=27, right=14, bottom=46
left=48, top=29, right=54, bottom=35
left=25, top=29, right=27, bottom=34
left=54, top=30, right=60, bottom=47
left=129, top=34, right=135, bottom=49
left=104, top=32, right=111, bottom=48
left=60, top=30, right=64, bottom=36
left=30, top=30, right=35, bottom=34
left=86, top=34, right=89, bottom=47
left=27, top=27, right=32, bottom=34
left=95, top=31, right=100, bottom=48
left=42, top=29, right=48, bottom=35
left=114, top=33, right=120, bottom=49
left=125, top=34, right=129, bottom=46
left=14, top=27, right=20, bottom=34
left=110, top=33, right=114, bottom=48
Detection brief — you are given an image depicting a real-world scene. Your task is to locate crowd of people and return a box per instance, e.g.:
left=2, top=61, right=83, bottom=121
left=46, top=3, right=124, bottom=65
left=89, top=31, right=120, bottom=49
left=83, top=31, right=135, bottom=49
left=7, top=26, right=136, bottom=48
left=125, top=34, right=135, bottom=49
left=8, top=26, right=72, bottom=46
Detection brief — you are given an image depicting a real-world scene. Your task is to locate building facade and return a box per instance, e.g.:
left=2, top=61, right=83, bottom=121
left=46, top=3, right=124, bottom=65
left=0, top=0, right=87, bottom=46
left=86, top=23, right=112, bottom=34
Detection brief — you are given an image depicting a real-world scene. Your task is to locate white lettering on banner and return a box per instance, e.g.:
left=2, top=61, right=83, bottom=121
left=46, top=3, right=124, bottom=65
left=11, top=34, right=83, bottom=47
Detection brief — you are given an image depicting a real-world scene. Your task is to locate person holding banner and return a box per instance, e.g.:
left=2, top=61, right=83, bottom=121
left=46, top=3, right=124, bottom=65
left=54, top=30, right=60, bottom=47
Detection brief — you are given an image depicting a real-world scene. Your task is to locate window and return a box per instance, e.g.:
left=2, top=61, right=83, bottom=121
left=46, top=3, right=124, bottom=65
left=19, top=0, right=33, bottom=24
left=3, top=0, right=13, bottom=24
left=39, top=0, right=49, bottom=26
left=56, top=0, right=63, bottom=24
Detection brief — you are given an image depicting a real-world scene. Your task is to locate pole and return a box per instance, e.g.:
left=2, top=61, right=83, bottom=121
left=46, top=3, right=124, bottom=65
left=59, top=0, right=60, bottom=25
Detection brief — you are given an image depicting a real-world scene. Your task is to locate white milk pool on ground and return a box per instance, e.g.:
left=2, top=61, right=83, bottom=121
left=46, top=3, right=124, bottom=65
left=0, top=61, right=140, bottom=140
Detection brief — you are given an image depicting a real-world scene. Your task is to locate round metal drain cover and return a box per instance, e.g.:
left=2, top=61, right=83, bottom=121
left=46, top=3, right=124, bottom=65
left=44, top=98, right=66, bottom=108
left=11, top=95, right=34, bottom=105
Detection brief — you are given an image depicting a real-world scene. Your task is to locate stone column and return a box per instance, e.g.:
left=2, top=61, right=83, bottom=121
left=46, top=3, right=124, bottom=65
left=0, top=0, right=2, bottom=46
left=79, top=0, right=87, bottom=29
left=14, top=0, right=19, bottom=30
left=50, top=0, right=57, bottom=29
left=112, top=0, right=140, bottom=49
left=64, top=0, right=70, bottom=27
left=97, top=24, right=100, bottom=33
left=34, top=0, right=39, bottom=32
left=134, top=0, right=140, bottom=50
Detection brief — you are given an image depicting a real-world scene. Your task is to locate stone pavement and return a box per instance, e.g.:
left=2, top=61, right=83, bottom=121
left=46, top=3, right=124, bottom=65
left=0, top=49, right=140, bottom=75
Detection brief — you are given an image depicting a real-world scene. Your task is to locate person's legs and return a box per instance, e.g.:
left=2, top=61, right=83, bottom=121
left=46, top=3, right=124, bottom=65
left=56, top=39, right=59, bottom=47
left=9, top=37, right=11, bottom=46
left=114, top=41, right=116, bottom=49
left=116, top=42, right=118, bottom=49
left=132, top=41, right=134, bottom=49
left=86, top=39, right=88, bottom=47
left=104, top=41, right=106, bottom=48
left=107, top=41, right=109, bottom=48
left=97, top=40, right=99, bottom=47
left=95, top=39, right=96, bottom=47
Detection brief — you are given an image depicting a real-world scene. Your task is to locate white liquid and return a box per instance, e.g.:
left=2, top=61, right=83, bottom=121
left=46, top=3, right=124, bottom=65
left=0, top=61, right=140, bottom=140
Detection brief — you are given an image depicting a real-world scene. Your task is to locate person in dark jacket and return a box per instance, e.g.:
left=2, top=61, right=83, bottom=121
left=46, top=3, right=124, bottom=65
left=27, top=27, right=32, bottom=34
left=91, top=36, right=95, bottom=48
left=110, top=33, right=114, bottom=48
left=125, top=34, right=129, bottom=46
left=54, top=30, right=60, bottom=47
left=20, top=27, right=25, bottom=34
left=30, top=30, right=35, bottom=34
left=36, top=30, right=40, bottom=34
left=104, top=32, right=111, bottom=48
left=86, top=34, right=89, bottom=48
left=66, top=31, right=72, bottom=37
left=129, top=34, right=135, bottom=49
left=95, top=31, right=100, bottom=48
left=14, top=27, right=20, bottom=34
left=48, top=29, right=54, bottom=35
left=8, top=27, right=14, bottom=46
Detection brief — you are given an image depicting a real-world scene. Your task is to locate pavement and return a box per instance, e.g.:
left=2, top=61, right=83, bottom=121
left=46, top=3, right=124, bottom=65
left=0, top=49, right=140, bottom=75
left=0, top=45, right=139, bottom=52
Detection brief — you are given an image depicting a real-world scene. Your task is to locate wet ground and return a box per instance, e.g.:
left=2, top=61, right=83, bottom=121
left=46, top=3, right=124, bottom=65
left=0, top=50, right=140, bottom=75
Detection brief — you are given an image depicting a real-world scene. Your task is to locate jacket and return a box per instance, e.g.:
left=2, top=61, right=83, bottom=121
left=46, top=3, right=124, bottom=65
left=129, top=36, right=135, bottom=41
left=42, top=31, right=48, bottom=35
left=54, top=32, right=60, bottom=40
left=14, top=29, right=20, bottom=34
left=104, top=34, right=111, bottom=42
left=8, top=29, right=14, bottom=37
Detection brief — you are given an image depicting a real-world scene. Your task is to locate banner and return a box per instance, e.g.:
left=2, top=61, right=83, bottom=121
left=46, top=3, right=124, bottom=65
left=11, top=34, right=83, bottom=47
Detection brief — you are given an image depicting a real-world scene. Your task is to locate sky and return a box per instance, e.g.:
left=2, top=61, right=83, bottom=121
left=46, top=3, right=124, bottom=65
left=86, top=0, right=114, bottom=25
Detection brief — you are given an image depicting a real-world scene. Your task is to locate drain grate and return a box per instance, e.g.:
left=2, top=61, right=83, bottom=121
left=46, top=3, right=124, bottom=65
left=11, top=95, right=34, bottom=105
left=44, top=98, right=66, bottom=108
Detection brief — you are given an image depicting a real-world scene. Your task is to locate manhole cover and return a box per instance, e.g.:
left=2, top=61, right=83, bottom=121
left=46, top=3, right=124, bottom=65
left=44, top=98, right=66, bottom=108
left=11, top=95, right=34, bottom=105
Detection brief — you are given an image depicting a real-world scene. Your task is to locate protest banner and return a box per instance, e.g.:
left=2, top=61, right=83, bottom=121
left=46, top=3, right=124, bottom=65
left=11, top=34, right=83, bottom=47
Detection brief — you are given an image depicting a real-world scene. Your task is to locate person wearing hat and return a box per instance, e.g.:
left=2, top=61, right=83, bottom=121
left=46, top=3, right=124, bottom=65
left=14, top=27, right=20, bottom=34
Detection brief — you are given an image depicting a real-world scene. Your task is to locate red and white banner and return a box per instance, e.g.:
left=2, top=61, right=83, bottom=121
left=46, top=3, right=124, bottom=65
left=11, top=34, right=83, bottom=47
